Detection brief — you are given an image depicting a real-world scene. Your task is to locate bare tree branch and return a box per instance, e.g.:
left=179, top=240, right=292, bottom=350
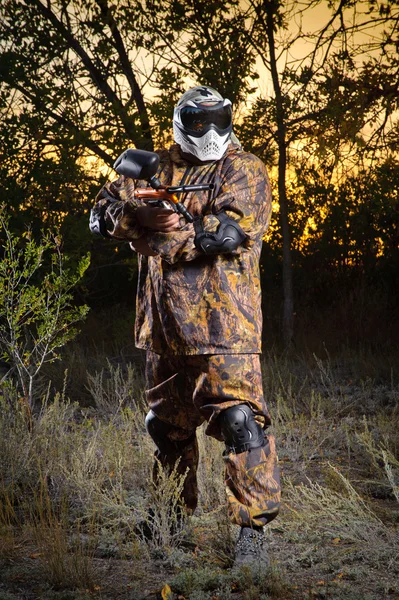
left=31, top=0, right=153, bottom=149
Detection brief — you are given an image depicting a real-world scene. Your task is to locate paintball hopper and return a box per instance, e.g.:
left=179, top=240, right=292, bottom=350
left=113, top=149, right=160, bottom=184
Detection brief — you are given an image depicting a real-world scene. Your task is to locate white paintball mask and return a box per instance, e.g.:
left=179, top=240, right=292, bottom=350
left=173, top=86, right=233, bottom=162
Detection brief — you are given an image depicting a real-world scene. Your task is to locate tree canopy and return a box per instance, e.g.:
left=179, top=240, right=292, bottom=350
left=1, top=0, right=398, bottom=341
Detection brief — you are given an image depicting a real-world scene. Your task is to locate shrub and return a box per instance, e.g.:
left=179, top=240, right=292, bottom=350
left=0, top=208, right=90, bottom=408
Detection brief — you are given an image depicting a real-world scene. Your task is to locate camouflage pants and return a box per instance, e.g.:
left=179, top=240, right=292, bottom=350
left=145, top=351, right=280, bottom=527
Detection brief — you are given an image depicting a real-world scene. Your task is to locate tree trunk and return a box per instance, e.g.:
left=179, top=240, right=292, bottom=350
left=265, top=0, right=294, bottom=347
left=277, top=142, right=294, bottom=346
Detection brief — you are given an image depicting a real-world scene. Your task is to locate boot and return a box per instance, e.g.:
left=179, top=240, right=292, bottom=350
left=233, top=526, right=268, bottom=568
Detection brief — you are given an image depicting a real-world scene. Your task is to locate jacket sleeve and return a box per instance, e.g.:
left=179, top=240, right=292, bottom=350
left=93, top=175, right=148, bottom=241
left=145, top=153, right=272, bottom=264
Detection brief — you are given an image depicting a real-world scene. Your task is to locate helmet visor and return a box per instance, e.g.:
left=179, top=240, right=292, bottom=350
left=180, top=103, right=232, bottom=133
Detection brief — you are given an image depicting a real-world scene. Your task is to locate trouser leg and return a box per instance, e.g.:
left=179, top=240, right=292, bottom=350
left=145, top=352, right=204, bottom=513
left=223, top=428, right=280, bottom=527
left=145, top=410, right=199, bottom=513
left=192, top=354, right=281, bottom=528
left=153, top=440, right=199, bottom=513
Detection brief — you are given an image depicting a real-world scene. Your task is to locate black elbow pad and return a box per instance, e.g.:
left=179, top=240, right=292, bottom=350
left=194, top=212, right=247, bottom=255
left=89, top=204, right=110, bottom=238
left=89, top=194, right=118, bottom=238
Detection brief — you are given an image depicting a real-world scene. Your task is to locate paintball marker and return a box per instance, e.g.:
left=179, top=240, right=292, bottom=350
left=113, top=149, right=214, bottom=224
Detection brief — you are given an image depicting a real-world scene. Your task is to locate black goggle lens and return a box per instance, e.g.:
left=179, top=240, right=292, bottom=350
left=180, top=104, right=232, bottom=132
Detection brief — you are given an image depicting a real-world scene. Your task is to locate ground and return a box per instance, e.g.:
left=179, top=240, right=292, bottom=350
left=0, top=351, right=398, bottom=600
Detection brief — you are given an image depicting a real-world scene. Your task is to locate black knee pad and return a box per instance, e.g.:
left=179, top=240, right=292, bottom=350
left=219, top=404, right=265, bottom=454
left=145, top=410, right=195, bottom=456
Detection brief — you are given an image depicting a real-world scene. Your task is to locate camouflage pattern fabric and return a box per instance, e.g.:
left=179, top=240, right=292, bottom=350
left=145, top=351, right=280, bottom=526
left=152, top=435, right=199, bottom=515
left=94, top=142, right=280, bottom=526
left=95, top=143, right=272, bottom=355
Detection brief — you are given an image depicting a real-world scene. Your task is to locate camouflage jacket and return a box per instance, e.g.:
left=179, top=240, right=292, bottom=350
left=94, top=143, right=272, bottom=355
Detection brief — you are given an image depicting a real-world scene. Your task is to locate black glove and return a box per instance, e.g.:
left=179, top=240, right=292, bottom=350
left=194, top=211, right=247, bottom=255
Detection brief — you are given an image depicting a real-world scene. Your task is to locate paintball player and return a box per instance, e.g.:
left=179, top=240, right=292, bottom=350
left=90, top=86, right=280, bottom=566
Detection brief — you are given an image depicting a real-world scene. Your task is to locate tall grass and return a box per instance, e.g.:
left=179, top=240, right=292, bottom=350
left=0, top=348, right=398, bottom=598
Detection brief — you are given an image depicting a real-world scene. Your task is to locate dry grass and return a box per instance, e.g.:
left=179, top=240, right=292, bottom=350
left=0, top=348, right=398, bottom=599
left=29, top=481, right=97, bottom=589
